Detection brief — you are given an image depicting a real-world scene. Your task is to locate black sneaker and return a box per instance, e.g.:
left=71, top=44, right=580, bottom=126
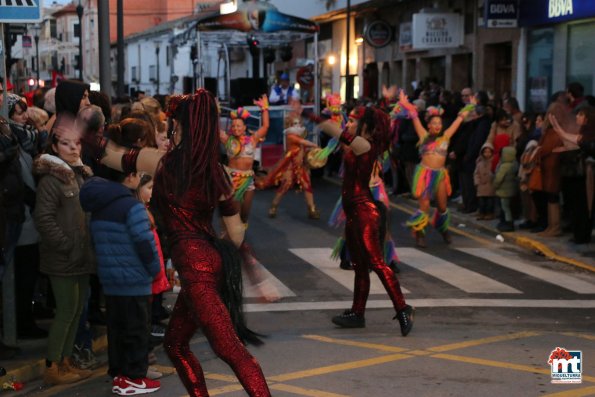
left=339, top=260, right=353, bottom=270
left=332, top=310, right=365, bottom=328
left=394, top=305, right=414, bottom=336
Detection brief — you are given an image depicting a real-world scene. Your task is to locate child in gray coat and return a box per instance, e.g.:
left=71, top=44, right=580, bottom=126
left=494, top=146, right=519, bottom=232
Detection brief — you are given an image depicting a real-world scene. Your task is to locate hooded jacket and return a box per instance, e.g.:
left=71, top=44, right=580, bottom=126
left=79, top=177, right=159, bottom=296
left=33, top=154, right=94, bottom=276
left=494, top=146, right=519, bottom=198
left=473, top=142, right=496, bottom=197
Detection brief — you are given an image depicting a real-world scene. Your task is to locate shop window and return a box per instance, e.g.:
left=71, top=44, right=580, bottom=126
left=526, top=28, right=554, bottom=113
left=567, top=21, right=595, bottom=97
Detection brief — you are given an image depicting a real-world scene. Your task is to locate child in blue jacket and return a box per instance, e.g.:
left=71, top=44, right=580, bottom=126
left=80, top=171, right=161, bottom=396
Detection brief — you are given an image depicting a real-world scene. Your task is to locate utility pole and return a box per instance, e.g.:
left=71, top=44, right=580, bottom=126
left=117, top=0, right=124, bottom=97
left=98, top=0, right=111, bottom=95
left=345, top=0, right=353, bottom=102
left=76, top=0, right=84, bottom=80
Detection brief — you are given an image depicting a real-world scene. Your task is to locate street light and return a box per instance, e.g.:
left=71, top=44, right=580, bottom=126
left=76, top=0, right=84, bottom=80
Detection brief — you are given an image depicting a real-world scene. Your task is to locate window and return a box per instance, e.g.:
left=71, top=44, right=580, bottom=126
left=149, top=65, right=156, bottom=81
left=166, top=46, right=170, bottom=66
left=50, top=20, right=57, bottom=39
left=131, top=66, right=137, bottom=81
left=74, top=23, right=80, bottom=38
left=567, top=22, right=595, bottom=96
left=526, top=28, right=554, bottom=113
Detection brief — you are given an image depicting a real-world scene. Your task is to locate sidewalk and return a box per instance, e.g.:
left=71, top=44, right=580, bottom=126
left=391, top=193, right=595, bottom=272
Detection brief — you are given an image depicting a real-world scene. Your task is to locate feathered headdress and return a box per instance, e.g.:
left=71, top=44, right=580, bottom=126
left=230, top=107, right=251, bottom=120
left=425, top=106, right=444, bottom=117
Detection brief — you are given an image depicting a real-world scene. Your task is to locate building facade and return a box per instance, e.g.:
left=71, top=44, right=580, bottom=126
left=518, top=0, right=595, bottom=112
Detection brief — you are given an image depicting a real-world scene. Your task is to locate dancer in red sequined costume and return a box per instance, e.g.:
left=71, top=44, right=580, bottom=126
left=94, top=90, right=270, bottom=396
left=317, top=106, right=414, bottom=335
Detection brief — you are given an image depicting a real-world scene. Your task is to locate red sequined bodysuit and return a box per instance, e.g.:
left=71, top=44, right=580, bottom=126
left=341, top=137, right=407, bottom=316
left=154, top=183, right=270, bottom=397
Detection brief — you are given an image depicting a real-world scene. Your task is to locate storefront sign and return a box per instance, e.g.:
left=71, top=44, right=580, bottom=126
left=364, top=20, right=393, bottom=48
left=399, top=22, right=413, bottom=52
left=485, top=0, right=519, bottom=28
left=412, top=13, right=464, bottom=49
left=519, top=0, right=595, bottom=26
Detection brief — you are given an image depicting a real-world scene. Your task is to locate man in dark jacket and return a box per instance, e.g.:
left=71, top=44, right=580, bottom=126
left=79, top=172, right=160, bottom=395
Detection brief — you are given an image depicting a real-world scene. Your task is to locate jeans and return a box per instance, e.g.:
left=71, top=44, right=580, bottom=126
left=478, top=196, right=495, bottom=215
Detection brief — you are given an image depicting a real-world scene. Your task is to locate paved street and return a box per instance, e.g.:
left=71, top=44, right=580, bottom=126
left=19, top=178, right=595, bottom=397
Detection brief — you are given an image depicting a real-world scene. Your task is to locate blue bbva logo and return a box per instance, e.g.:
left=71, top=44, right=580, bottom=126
left=548, top=347, right=582, bottom=384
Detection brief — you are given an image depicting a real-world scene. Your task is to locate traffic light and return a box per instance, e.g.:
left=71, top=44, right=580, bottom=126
left=247, top=35, right=259, bottom=56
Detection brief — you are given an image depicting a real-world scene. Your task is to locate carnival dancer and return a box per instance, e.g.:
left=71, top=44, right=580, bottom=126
left=90, top=90, right=271, bottom=396
left=219, top=97, right=281, bottom=302
left=261, top=109, right=321, bottom=219
left=317, top=106, right=413, bottom=336
left=398, top=90, right=473, bottom=248
left=219, top=95, right=269, bottom=223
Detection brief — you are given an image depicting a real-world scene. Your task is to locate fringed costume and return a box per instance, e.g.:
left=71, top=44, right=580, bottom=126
left=329, top=160, right=399, bottom=265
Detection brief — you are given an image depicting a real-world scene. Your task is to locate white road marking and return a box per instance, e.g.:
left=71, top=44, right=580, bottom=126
left=242, top=263, right=296, bottom=298
left=398, top=248, right=521, bottom=294
left=457, top=248, right=595, bottom=294
left=245, top=299, right=595, bottom=312
left=289, top=247, right=411, bottom=294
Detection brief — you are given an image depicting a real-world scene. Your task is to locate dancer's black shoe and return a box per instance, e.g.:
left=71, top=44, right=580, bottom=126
left=394, top=305, right=414, bottom=336
left=332, top=310, right=365, bottom=328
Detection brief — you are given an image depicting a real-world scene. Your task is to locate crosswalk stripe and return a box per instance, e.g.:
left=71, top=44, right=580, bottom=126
left=398, top=247, right=522, bottom=294
left=244, top=299, right=595, bottom=312
left=289, top=248, right=411, bottom=294
left=457, top=248, right=595, bottom=294
left=242, top=261, right=296, bottom=298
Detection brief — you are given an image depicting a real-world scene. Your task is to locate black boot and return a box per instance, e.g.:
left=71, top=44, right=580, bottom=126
left=441, top=231, right=452, bottom=244
left=394, top=305, right=414, bottom=336
left=332, top=310, right=365, bottom=328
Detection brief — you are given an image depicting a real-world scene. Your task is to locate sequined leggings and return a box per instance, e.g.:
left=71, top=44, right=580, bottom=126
left=345, top=201, right=407, bottom=316
left=164, top=273, right=270, bottom=397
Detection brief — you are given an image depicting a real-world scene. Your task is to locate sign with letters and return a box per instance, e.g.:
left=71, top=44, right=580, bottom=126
left=485, top=0, right=518, bottom=28
left=519, top=0, right=595, bottom=26
left=412, top=13, right=463, bottom=49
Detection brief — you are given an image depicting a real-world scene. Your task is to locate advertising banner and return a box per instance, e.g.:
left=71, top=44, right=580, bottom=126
left=412, top=13, right=463, bottom=49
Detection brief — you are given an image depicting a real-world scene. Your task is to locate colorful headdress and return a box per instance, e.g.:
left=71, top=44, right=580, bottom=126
left=325, top=93, right=342, bottom=114
left=426, top=106, right=445, bottom=117
left=230, top=107, right=251, bottom=121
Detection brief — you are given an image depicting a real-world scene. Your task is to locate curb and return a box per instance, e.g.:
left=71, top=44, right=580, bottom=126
left=397, top=197, right=595, bottom=273
left=0, top=334, right=108, bottom=387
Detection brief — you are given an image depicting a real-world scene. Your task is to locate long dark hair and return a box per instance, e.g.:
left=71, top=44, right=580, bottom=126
left=154, top=89, right=230, bottom=208
left=354, top=106, right=391, bottom=153
left=579, top=106, right=595, bottom=142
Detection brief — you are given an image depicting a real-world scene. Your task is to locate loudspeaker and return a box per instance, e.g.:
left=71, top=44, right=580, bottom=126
left=230, top=78, right=268, bottom=107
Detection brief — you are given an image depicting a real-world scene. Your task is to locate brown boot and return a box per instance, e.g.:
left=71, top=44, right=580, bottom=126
left=539, top=203, right=561, bottom=237
left=307, top=205, right=320, bottom=220
left=63, top=357, right=93, bottom=379
left=43, top=362, right=81, bottom=385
